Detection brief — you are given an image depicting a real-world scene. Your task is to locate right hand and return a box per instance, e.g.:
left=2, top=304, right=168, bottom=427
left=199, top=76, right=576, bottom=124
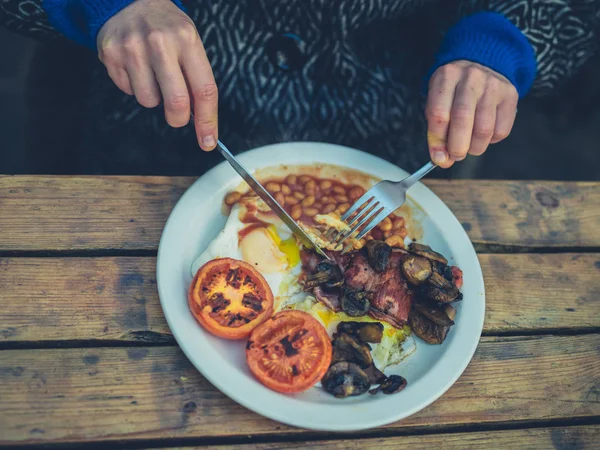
left=97, top=0, right=218, bottom=150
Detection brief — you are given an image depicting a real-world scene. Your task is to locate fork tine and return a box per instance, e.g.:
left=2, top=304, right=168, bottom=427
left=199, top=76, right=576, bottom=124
left=341, top=192, right=375, bottom=222
left=333, top=201, right=379, bottom=244
left=336, top=204, right=384, bottom=247
left=355, top=208, right=391, bottom=241
left=344, top=197, right=375, bottom=229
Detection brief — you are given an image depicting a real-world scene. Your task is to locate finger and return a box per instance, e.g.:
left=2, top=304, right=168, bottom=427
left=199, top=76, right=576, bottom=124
left=148, top=34, right=190, bottom=128
left=491, top=97, right=517, bottom=143
left=124, top=37, right=161, bottom=108
left=106, top=65, right=134, bottom=96
left=426, top=67, right=460, bottom=167
left=181, top=39, right=218, bottom=151
left=469, top=91, right=496, bottom=156
left=447, top=76, right=482, bottom=162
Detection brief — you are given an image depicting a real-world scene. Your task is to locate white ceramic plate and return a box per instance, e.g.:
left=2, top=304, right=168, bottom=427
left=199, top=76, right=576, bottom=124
left=157, top=142, right=485, bottom=431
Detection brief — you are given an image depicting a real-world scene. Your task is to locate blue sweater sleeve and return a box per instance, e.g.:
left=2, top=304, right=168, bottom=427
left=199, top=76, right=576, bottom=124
left=42, top=0, right=186, bottom=49
left=428, top=12, right=537, bottom=98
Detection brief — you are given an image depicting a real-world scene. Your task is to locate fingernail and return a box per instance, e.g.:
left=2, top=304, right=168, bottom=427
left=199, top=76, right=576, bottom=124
left=432, top=150, right=448, bottom=165
left=202, top=135, right=216, bottom=149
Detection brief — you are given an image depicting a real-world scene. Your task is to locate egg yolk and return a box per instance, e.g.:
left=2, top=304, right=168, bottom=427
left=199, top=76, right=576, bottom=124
left=240, top=225, right=300, bottom=273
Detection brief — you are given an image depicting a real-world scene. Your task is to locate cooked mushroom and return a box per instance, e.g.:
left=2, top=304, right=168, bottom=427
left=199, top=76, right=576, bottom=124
left=414, top=298, right=454, bottom=326
left=337, top=321, right=384, bottom=344
left=363, top=364, right=387, bottom=384
left=341, top=289, right=370, bottom=317
left=421, top=272, right=460, bottom=303
left=322, top=362, right=371, bottom=398
left=332, top=332, right=373, bottom=368
left=408, top=308, right=451, bottom=344
left=365, top=240, right=392, bottom=273
left=401, top=255, right=433, bottom=285
left=444, top=304, right=457, bottom=321
left=409, top=243, right=448, bottom=266
left=369, top=375, right=408, bottom=395
left=304, top=261, right=343, bottom=290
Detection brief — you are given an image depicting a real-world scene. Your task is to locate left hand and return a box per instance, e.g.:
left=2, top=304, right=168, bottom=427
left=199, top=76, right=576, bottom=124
left=426, top=61, right=519, bottom=168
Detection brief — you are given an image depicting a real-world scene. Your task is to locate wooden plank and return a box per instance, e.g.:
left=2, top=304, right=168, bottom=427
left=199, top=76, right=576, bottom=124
left=0, top=177, right=598, bottom=251
left=192, top=426, right=600, bottom=449
left=1, top=335, right=598, bottom=444
left=1, top=254, right=598, bottom=343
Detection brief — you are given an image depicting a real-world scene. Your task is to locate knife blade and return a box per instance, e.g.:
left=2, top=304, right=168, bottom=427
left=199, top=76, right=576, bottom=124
left=216, top=140, right=330, bottom=260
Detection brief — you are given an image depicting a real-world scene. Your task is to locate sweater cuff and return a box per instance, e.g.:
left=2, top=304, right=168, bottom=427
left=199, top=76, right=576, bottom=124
left=42, top=0, right=186, bottom=49
left=428, top=12, right=537, bottom=98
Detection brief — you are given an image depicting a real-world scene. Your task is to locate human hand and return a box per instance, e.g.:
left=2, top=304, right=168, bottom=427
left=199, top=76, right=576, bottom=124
left=97, top=0, right=218, bottom=150
left=426, top=61, right=518, bottom=168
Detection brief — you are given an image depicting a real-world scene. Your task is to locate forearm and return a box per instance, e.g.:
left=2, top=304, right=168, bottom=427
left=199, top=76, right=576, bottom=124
left=458, top=0, right=600, bottom=94
left=0, top=0, right=61, bottom=40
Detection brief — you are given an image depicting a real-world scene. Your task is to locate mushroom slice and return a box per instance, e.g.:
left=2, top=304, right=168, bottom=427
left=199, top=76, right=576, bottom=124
left=341, top=288, right=370, bottom=317
left=422, top=272, right=460, bottom=303
left=365, top=240, right=392, bottom=273
left=363, top=364, right=387, bottom=385
left=322, top=362, right=371, bottom=398
left=304, top=261, right=343, bottom=290
left=337, top=321, right=384, bottom=344
left=409, top=243, right=448, bottom=266
left=331, top=332, right=373, bottom=368
left=444, top=304, right=457, bottom=321
left=369, top=375, right=408, bottom=395
left=414, top=298, right=454, bottom=326
left=408, top=308, right=451, bottom=345
left=401, top=255, right=433, bottom=285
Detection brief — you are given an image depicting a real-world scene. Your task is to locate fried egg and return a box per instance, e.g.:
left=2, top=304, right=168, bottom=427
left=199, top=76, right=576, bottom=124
left=191, top=201, right=303, bottom=309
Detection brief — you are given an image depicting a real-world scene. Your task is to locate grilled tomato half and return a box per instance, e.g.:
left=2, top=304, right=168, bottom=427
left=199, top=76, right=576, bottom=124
left=188, top=258, right=274, bottom=339
left=246, top=310, right=332, bottom=393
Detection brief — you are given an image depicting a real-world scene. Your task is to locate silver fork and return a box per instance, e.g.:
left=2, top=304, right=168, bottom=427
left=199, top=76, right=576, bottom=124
left=327, top=161, right=437, bottom=252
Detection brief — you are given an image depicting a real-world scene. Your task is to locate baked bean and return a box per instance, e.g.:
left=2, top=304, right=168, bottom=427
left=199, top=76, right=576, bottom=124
left=304, top=207, right=319, bottom=217
left=301, top=195, right=315, bottom=207
left=285, top=175, right=297, bottom=185
left=285, top=195, right=299, bottom=206
left=281, top=184, right=292, bottom=195
left=337, top=203, right=350, bottom=214
left=393, top=216, right=406, bottom=229
left=274, top=192, right=285, bottom=206
left=312, top=202, right=323, bottom=211
left=365, top=235, right=374, bottom=241
left=322, top=203, right=336, bottom=214
left=305, top=180, right=317, bottom=195
left=352, top=239, right=366, bottom=250
left=225, top=191, right=241, bottom=206
left=332, top=185, right=346, bottom=195
left=334, top=195, right=349, bottom=203
left=298, top=175, right=312, bottom=184
left=320, top=180, right=332, bottom=190
left=385, top=235, right=405, bottom=248
left=291, top=205, right=302, bottom=220
left=293, top=191, right=305, bottom=200
left=379, top=217, right=392, bottom=232
left=265, top=181, right=281, bottom=193
left=348, top=186, right=365, bottom=202
left=321, top=196, right=335, bottom=204
left=383, top=229, right=393, bottom=239
left=398, top=228, right=408, bottom=239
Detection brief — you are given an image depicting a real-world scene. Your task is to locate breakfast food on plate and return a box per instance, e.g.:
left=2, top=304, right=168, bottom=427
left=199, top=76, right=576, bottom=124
left=246, top=310, right=332, bottom=393
left=188, top=258, right=274, bottom=339
left=189, top=167, right=464, bottom=398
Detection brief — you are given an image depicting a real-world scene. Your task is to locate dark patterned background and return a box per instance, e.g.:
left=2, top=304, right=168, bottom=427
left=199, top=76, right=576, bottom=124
left=0, top=2, right=599, bottom=180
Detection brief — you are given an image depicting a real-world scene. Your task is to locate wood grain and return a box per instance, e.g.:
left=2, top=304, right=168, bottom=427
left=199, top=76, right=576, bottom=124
left=193, top=426, right=600, bottom=449
left=1, top=335, right=598, bottom=444
left=0, top=177, right=598, bottom=251
left=1, top=253, right=599, bottom=343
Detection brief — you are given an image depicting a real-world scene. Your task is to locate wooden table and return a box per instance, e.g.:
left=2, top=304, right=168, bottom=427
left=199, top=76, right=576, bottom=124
left=1, top=176, right=599, bottom=449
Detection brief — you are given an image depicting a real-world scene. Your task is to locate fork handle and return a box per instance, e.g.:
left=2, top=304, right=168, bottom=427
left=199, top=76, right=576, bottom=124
left=399, top=161, right=437, bottom=188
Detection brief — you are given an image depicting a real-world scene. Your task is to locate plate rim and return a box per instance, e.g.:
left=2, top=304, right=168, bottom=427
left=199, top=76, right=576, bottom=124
left=156, top=141, right=485, bottom=431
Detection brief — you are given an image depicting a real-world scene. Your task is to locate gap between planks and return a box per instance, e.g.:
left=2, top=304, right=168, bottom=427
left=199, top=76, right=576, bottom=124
left=1, top=423, right=599, bottom=450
